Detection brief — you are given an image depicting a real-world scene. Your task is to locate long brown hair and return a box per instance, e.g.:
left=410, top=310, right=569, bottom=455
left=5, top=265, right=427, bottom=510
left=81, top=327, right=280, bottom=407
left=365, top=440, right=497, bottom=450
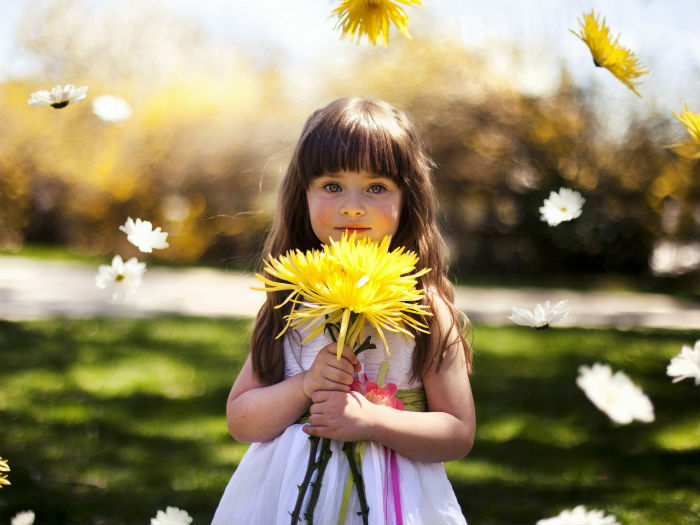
left=251, top=98, right=471, bottom=384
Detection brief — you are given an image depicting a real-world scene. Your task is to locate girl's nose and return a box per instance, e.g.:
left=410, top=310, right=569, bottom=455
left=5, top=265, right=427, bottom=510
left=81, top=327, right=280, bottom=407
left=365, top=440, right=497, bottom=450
left=341, top=206, right=365, bottom=217
left=340, top=194, right=365, bottom=216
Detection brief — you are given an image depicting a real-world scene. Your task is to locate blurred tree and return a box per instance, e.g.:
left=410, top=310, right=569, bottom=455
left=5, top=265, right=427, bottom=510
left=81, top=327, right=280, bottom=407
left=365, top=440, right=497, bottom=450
left=322, top=39, right=699, bottom=285
left=2, top=0, right=294, bottom=265
left=1, top=4, right=697, bottom=288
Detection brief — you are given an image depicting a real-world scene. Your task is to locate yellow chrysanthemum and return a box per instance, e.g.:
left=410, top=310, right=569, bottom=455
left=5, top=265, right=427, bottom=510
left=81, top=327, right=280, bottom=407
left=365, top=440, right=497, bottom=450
left=0, top=457, right=9, bottom=488
left=255, top=233, right=431, bottom=359
left=331, top=0, right=422, bottom=47
left=664, top=105, right=700, bottom=159
left=570, top=10, right=650, bottom=97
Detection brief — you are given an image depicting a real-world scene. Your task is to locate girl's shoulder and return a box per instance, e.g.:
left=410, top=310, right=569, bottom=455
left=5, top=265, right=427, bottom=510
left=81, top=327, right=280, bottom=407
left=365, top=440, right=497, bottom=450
left=424, top=285, right=459, bottom=318
left=424, top=283, right=471, bottom=348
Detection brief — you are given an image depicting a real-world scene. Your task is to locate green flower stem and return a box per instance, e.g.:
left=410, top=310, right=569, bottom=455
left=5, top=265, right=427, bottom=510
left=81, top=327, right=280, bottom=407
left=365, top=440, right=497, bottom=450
left=325, top=316, right=375, bottom=355
left=304, top=437, right=333, bottom=525
left=342, top=441, right=370, bottom=525
left=317, top=315, right=372, bottom=524
left=290, top=435, right=320, bottom=525
left=324, top=319, right=340, bottom=342
left=353, top=334, right=376, bottom=355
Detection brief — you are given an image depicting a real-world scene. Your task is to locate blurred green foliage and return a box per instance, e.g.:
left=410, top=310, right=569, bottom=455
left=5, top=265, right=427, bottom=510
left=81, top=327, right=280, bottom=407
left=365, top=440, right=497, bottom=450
left=0, top=317, right=698, bottom=524
left=0, top=3, right=697, bottom=286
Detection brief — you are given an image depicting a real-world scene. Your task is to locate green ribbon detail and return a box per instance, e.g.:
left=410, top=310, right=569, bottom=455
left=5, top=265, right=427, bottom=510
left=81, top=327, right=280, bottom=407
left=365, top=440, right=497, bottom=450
left=395, top=387, right=427, bottom=412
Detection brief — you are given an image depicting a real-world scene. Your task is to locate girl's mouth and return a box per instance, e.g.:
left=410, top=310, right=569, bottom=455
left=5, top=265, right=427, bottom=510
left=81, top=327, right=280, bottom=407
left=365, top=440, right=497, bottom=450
left=337, top=227, right=370, bottom=234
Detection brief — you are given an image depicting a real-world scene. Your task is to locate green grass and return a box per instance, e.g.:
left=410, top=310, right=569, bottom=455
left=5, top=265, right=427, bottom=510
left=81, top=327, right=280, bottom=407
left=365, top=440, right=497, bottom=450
left=0, top=244, right=107, bottom=265
left=0, top=318, right=697, bottom=524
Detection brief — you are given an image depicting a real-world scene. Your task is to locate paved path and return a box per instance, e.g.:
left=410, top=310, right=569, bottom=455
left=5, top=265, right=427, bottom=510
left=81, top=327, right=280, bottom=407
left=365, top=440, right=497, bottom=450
left=1, top=256, right=697, bottom=329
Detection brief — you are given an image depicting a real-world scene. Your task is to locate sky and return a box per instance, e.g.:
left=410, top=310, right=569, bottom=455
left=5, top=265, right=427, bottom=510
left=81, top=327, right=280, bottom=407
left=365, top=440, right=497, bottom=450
left=1, top=0, right=698, bottom=117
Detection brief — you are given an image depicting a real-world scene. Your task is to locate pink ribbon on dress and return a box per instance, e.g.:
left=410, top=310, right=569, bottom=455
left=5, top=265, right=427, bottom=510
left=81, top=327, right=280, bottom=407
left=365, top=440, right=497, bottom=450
left=383, top=448, right=403, bottom=525
left=390, top=450, right=403, bottom=524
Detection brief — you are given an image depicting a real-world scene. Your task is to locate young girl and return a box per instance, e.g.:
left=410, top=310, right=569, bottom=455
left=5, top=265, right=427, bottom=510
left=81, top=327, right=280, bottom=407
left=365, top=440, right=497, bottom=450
left=212, top=98, right=475, bottom=525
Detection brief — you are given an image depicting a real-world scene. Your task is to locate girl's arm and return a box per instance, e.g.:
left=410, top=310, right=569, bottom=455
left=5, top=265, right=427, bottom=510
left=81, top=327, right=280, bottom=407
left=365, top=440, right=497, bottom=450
left=303, top=297, right=476, bottom=462
left=226, top=343, right=360, bottom=443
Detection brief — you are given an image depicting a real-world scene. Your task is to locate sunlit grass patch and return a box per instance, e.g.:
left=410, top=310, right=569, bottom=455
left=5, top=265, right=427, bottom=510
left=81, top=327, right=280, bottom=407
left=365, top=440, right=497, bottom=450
left=651, top=416, right=700, bottom=451
left=477, top=414, right=587, bottom=447
left=0, top=318, right=697, bottom=524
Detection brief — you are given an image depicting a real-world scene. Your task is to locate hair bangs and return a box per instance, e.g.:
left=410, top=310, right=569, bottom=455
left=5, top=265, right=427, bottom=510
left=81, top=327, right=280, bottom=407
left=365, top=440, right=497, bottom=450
left=297, top=101, right=413, bottom=186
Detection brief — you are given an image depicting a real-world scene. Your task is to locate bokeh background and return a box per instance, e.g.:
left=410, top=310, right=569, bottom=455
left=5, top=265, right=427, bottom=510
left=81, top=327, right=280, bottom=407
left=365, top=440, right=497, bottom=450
left=1, top=0, right=698, bottom=291
left=1, top=2, right=699, bottom=524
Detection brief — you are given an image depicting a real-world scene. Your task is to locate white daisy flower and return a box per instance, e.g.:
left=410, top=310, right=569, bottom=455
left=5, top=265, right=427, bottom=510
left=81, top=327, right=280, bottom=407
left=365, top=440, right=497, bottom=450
left=92, top=94, right=133, bottom=124
left=95, top=255, right=146, bottom=302
left=508, top=300, right=569, bottom=330
left=27, top=84, right=88, bottom=108
left=667, top=339, right=700, bottom=385
left=537, top=504, right=620, bottom=525
left=577, top=363, right=654, bottom=425
left=539, top=187, right=585, bottom=226
left=150, top=506, right=193, bottom=525
left=119, top=217, right=169, bottom=253
left=11, top=510, right=36, bottom=525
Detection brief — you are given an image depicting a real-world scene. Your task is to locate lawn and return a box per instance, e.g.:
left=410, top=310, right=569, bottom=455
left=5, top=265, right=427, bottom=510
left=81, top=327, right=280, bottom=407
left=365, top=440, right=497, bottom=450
left=0, top=317, right=697, bottom=524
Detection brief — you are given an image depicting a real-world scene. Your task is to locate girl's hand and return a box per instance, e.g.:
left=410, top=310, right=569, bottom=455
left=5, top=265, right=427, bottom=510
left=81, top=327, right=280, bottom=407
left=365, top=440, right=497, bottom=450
left=302, top=390, right=377, bottom=442
left=301, top=343, right=361, bottom=399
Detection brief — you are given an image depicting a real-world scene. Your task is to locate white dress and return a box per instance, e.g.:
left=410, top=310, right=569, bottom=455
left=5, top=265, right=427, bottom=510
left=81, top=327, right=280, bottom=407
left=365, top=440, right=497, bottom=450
left=211, top=327, right=468, bottom=525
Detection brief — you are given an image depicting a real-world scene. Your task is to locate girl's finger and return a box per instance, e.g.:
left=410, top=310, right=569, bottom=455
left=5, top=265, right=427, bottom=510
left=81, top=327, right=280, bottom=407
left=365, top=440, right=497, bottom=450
left=325, top=368, right=354, bottom=385
left=323, top=348, right=356, bottom=372
left=311, top=390, right=330, bottom=403
left=302, top=424, right=326, bottom=436
left=338, top=344, right=358, bottom=365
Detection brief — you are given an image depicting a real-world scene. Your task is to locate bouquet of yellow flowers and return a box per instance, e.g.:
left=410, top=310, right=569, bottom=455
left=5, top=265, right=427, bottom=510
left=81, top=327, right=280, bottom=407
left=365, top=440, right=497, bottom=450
left=256, top=233, right=431, bottom=358
left=255, top=233, right=431, bottom=525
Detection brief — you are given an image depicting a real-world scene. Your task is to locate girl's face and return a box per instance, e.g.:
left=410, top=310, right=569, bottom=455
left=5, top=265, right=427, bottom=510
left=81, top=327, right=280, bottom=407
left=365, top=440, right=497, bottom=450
left=306, top=170, right=403, bottom=244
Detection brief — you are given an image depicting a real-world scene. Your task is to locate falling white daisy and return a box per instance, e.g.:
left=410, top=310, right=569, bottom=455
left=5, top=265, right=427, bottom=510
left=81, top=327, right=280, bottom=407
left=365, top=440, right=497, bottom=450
left=577, top=363, right=654, bottom=424
left=11, top=510, right=35, bottom=525
left=95, top=255, right=146, bottom=302
left=537, top=504, right=620, bottom=525
left=539, top=187, right=585, bottom=226
left=667, top=340, right=700, bottom=385
left=508, top=300, right=569, bottom=330
left=92, top=94, right=133, bottom=124
left=150, top=506, right=193, bottom=525
left=27, top=84, right=88, bottom=108
left=119, top=217, right=169, bottom=253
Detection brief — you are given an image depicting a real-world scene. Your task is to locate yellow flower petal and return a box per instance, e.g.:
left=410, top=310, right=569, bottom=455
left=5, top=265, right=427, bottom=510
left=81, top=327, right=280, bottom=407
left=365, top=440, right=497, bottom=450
left=255, top=233, right=432, bottom=359
left=664, top=105, right=700, bottom=159
left=336, top=308, right=352, bottom=359
left=570, top=10, right=649, bottom=97
left=331, top=0, right=423, bottom=47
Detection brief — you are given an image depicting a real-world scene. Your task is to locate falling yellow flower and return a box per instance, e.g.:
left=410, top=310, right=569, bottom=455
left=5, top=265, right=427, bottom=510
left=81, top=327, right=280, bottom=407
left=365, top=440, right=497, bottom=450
left=255, top=233, right=431, bottom=359
left=0, top=457, right=9, bottom=488
left=570, top=10, right=650, bottom=97
left=664, top=105, right=700, bottom=159
left=331, top=0, right=422, bottom=47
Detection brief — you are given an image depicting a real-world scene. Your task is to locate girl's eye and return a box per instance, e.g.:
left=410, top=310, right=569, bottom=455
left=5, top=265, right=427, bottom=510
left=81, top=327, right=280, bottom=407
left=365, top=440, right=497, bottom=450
left=323, top=182, right=342, bottom=193
left=368, top=184, right=386, bottom=194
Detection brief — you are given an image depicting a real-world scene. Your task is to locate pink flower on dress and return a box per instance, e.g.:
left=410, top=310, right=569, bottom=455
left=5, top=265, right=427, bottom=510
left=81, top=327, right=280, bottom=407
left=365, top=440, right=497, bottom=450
left=351, top=371, right=404, bottom=410
left=350, top=374, right=368, bottom=395
left=364, top=382, right=404, bottom=410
